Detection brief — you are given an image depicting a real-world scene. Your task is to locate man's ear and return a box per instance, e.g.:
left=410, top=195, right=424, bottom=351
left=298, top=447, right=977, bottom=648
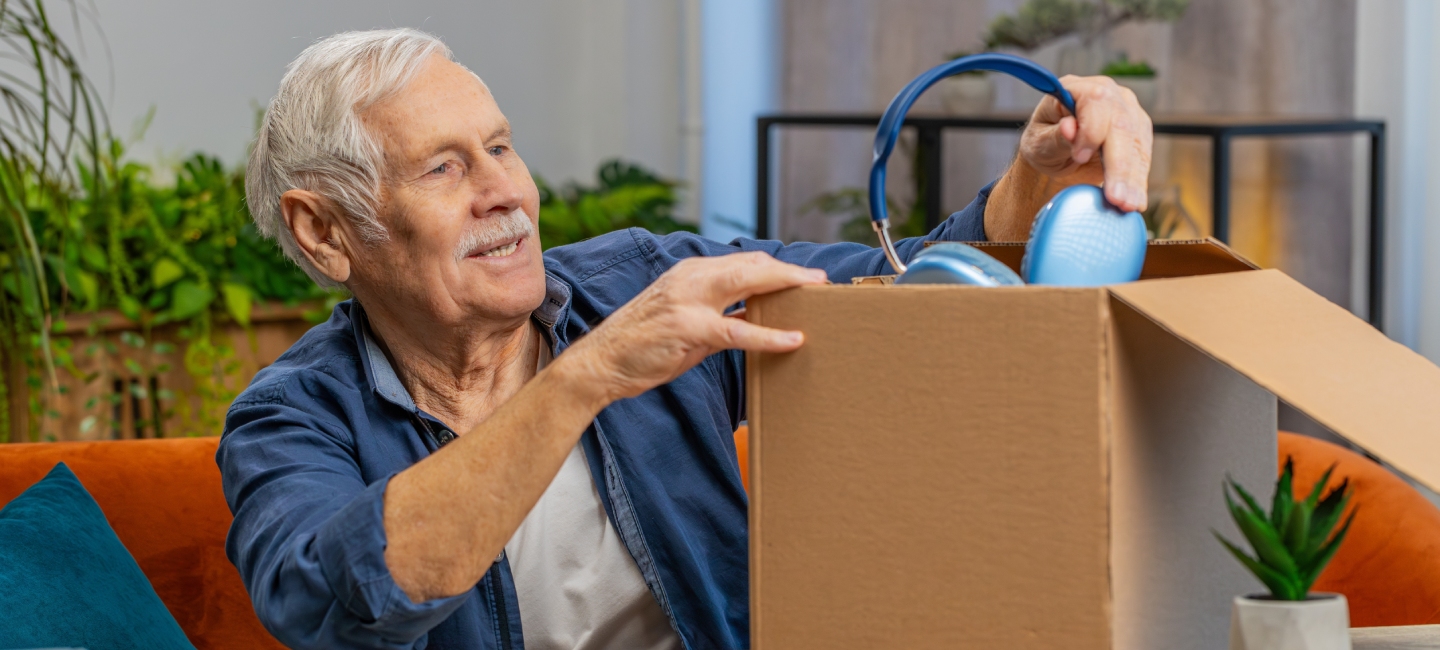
left=281, top=189, right=352, bottom=284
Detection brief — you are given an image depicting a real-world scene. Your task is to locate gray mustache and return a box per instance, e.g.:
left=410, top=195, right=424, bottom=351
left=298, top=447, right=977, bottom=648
left=454, top=209, right=534, bottom=261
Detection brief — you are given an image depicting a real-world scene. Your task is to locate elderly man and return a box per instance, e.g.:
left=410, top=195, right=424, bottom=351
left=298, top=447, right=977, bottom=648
left=221, top=28, right=1151, bottom=650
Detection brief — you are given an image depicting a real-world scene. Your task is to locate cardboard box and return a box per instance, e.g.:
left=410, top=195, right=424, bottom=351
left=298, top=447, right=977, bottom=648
left=745, top=239, right=1440, bottom=650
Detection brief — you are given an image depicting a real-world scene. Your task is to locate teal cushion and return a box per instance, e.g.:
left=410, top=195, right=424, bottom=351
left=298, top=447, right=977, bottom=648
left=0, top=463, right=194, bottom=650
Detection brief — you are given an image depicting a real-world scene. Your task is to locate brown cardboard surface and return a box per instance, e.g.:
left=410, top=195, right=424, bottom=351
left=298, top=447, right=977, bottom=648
left=747, top=285, right=1112, bottom=649
left=1110, top=269, right=1440, bottom=492
left=1108, top=301, right=1275, bottom=650
left=747, top=251, right=1429, bottom=647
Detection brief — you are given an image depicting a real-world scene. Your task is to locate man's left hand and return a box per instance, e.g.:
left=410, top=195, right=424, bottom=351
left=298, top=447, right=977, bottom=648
left=984, top=74, right=1153, bottom=241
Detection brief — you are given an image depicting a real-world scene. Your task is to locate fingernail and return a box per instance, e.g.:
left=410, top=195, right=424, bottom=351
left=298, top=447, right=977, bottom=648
left=1074, top=148, right=1093, bottom=165
left=784, top=331, right=803, bottom=345
left=1110, top=181, right=1131, bottom=207
left=810, top=269, right=828, bottom=281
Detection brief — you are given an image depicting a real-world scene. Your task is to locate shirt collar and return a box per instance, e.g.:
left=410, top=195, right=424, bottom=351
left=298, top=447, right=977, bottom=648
left=353, top=269, right=574, bottom=414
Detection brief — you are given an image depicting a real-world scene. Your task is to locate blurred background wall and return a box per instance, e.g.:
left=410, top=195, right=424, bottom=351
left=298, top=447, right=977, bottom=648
left=72, top=0, right=1440, bottom=362
left=80, top=0, right=693, bottom=212
left=776, top=0, right=1357, bottom=311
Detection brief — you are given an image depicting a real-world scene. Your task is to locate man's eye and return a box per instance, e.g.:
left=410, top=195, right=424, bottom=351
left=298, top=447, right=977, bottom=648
left=488, top=146, right=507, bottom=156
left=430, top=163, right=450, bottom=175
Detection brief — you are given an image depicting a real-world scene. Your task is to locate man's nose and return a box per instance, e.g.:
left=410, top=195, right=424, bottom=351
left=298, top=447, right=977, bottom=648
left=468, top=156, right=524, bottom=216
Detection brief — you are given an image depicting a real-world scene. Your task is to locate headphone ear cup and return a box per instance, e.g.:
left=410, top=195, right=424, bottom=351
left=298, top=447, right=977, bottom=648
left=1022, top=185, right=1148, bottom=286
left=897, top=242, right=1025, bottom=286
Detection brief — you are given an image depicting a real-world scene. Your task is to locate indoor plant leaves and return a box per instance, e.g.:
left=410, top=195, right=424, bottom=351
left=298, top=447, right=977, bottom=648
left=1214, top=458, right=1357, bottom=601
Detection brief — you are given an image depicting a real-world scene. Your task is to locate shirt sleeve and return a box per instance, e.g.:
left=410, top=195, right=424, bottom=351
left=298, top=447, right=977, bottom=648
left=649, top=181, right=995, bottom=282
left=218, top=392, right=468, bottom=650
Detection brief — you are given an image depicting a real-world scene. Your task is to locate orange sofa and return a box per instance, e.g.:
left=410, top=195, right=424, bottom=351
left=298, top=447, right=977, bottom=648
left=0, top=437, right=283, bottom=649
left=1, top=431, right=1437, bottom=647
left=1280, top=432, right=1440, bottom=626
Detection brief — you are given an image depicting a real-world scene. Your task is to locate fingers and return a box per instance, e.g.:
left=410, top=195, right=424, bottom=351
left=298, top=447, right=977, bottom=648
left=1021, top=113, right=1077, bottom=175
left=1062, top=76, right=1153, bottom=212
left=1067, top=79, right=1117, bottom=172
left=1018, top=75, right=1154, bottom=212
left=1097, top=95, right=1152, bottom=212
left=716, top=317, right=804, bottom=353
left=1100, top=132, right=1151, bottom=212
left=690, top=252, right=828, bottom=307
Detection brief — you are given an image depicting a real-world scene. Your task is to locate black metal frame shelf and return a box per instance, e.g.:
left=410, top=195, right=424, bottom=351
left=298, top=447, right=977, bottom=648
left=755, top=113, right=1386, bottom=327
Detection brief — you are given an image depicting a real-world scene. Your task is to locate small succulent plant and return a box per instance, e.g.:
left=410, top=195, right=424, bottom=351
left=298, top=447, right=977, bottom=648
left=1215, top=458, right=1356, bottom=601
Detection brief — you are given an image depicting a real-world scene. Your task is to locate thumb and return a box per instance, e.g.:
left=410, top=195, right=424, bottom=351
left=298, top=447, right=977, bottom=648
left=715, top=318, right=805, bottom=353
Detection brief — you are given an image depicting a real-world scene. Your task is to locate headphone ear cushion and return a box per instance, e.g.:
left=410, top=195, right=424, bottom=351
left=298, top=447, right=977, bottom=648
left=1022, top=185, right=1148, bottom=286
left=897, top=242, right=1025, bottom=286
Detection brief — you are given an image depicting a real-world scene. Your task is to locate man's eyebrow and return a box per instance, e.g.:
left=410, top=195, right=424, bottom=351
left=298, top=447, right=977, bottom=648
left=420, top=125, right=512, bottom=160
left=421, top=140, right=467, bottom=162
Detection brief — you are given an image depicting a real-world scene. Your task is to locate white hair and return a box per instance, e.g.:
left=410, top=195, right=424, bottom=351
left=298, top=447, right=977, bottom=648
left=246, top=28, right=465, bottom=288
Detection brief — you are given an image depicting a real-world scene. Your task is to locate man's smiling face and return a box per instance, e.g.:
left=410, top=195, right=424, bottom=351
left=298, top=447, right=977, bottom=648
left=351, top=54, right=547, bottom=326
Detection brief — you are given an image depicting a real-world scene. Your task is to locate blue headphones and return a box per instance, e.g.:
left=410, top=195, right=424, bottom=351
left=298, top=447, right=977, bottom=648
left=871, top=53, right=1147, bottom=287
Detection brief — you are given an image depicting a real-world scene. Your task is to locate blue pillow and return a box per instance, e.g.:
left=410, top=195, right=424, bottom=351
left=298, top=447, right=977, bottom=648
left=0, top=463, right=195, bottom=650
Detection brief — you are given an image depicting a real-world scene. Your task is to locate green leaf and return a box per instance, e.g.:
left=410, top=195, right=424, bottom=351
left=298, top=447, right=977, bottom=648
left=169, top=281, right=214, bottom=320
left=1282, top=499, right=1313, bottom=564
left=75, top=271, right=98, bottom=310
left=1271, top=457, right=1295, bottom=531
left=1215, top=533, right=1304, bottom=600
left=80, top=242, right=108, bottom=270
left=1307, top=482, right=1351, bottom=555
left=221, top=282, right=254, bottom=327
left=152, top=257, right=185, bottom=288
left=1301, top=509, right=1357, bottom=592
left=1229, top=477, right=1270, bottom=521
left=1305, top=464, right=1338, bottom=508
left=118, top=295, right=142, bottom=321
left=1226, top=488, right=1299, bottom=576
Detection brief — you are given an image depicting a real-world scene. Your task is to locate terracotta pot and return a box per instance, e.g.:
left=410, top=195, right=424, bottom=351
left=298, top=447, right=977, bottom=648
left=938, top=75, right=995, bottom=115
left=1230, top=593, right=1351, bottom=650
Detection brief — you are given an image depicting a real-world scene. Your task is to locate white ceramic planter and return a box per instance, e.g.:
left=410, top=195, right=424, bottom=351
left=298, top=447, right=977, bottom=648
left=1230, top=593, right=1351, bottom=650
left=938, top=75, right=995, bottom=115
left=1056, top=40, right=1108, bottom=76
left=1113, top=76, right=1158, bottom=114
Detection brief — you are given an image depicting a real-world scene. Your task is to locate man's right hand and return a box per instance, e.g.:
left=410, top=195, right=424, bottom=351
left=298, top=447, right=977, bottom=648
left=387, top=251, right=824, bottom=603
left=558, top=252, right=828, bottom=408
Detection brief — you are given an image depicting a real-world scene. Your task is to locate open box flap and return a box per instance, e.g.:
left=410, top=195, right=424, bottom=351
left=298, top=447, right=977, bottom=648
left=1109, top=269, right=1440, bottom=492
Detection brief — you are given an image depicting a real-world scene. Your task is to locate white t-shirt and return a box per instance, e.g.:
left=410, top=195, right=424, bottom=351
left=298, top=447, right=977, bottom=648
left=503, top=348, right=682, bottom=650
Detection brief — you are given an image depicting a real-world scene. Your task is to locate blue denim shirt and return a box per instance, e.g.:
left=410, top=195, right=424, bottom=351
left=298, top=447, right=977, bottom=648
left=218, top=186, right=991, bottom=650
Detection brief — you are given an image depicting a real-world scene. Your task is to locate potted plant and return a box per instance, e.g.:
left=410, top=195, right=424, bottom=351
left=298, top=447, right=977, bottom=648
left=1216, top=458, right=1357, bottom=650
left=982, top=0, right=1191, bottom=77
left=1102, top=53, right=1159, bottom=113
left=937, top=51, right=997, bottom=115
